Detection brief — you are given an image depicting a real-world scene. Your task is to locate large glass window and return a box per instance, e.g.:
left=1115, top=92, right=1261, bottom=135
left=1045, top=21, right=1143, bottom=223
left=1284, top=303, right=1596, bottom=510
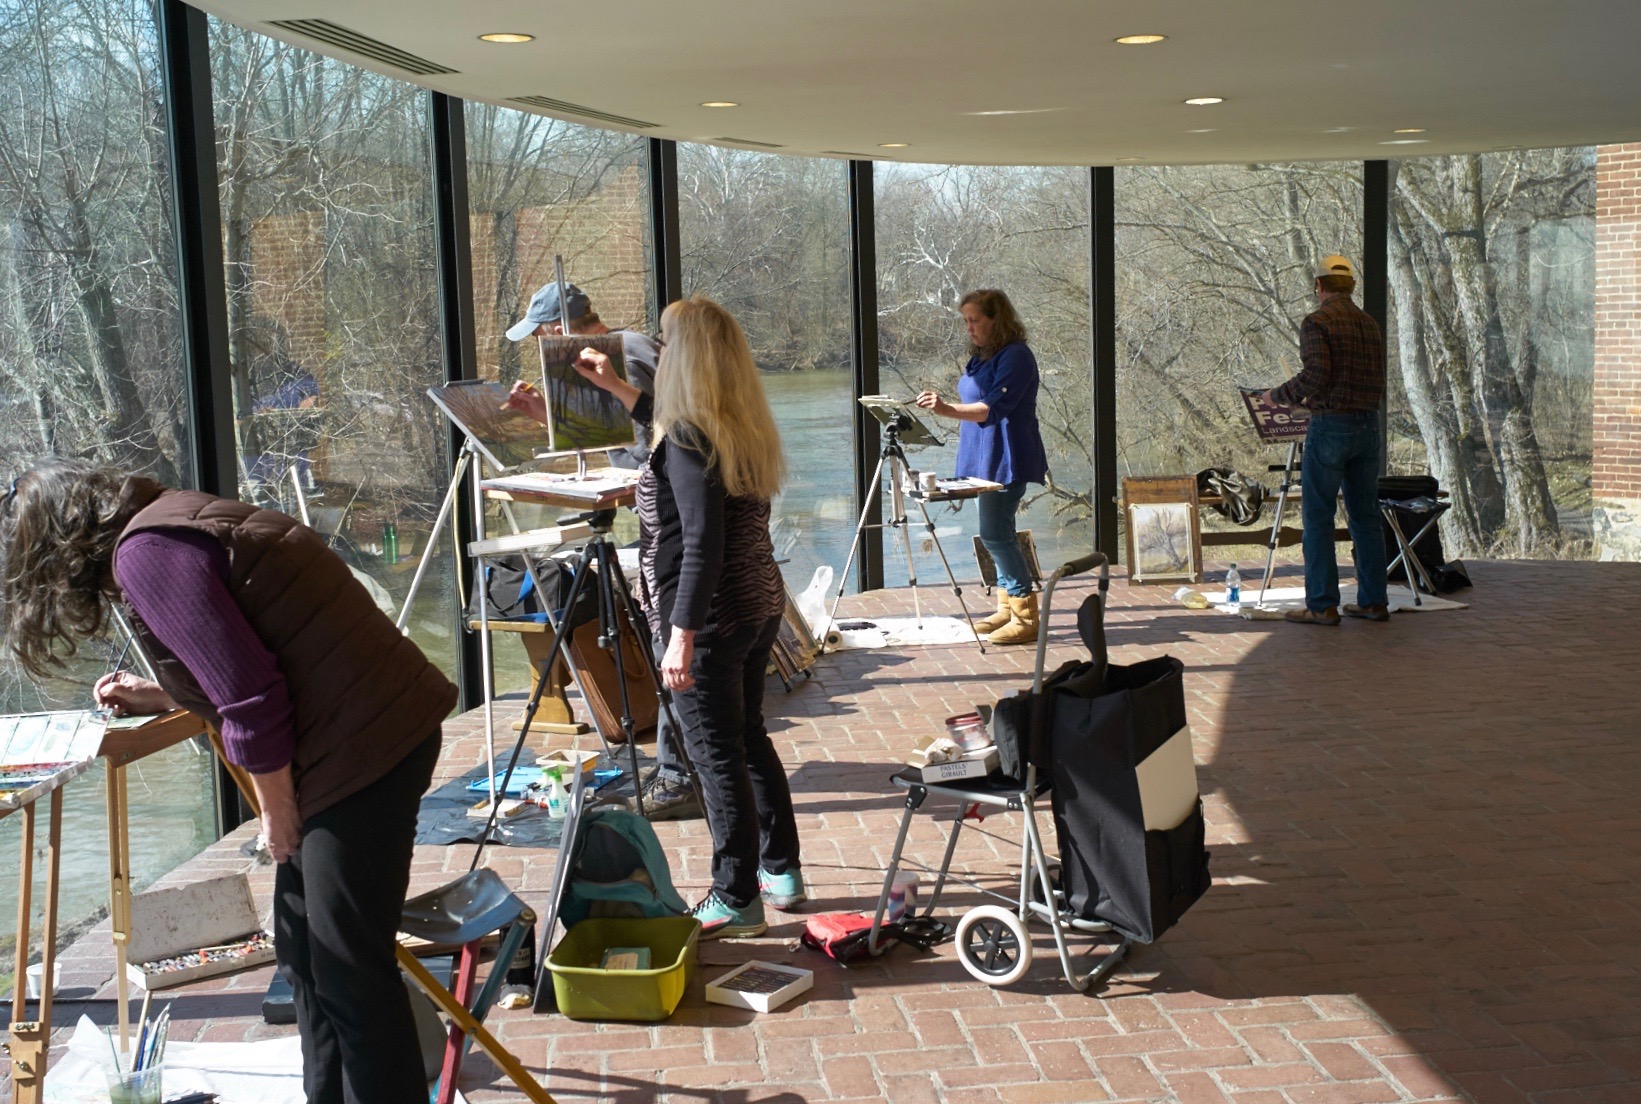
left=1114, top=162, right=1363, bottom=568
left=1388, top=149, right=1595, bottom=558
left=465, top=105, right=651, bottom=691
left=677, top=146, right=851, bottom=595
left=0, top=0, right=205, bottom=975
left=876, top=163, right=1093, bottom=584
left=210, top=21, right=456, bottom=674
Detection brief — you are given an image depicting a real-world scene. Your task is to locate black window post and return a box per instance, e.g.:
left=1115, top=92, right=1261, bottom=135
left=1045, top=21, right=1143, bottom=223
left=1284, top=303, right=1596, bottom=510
left=1089, top=167, right=1120, bottom=562
left=1363, top=160, right=1391, bottom=473
left=157, top=0, right=248, bottom=835
left=648, top=138, right=683, bottom=323
left=430, top=92, right=485, bottom=710
left=848, top=160, right=884, bottom=592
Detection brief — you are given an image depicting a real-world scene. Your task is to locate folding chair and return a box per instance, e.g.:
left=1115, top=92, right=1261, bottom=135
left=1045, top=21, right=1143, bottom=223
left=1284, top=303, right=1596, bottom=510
left=1378, top=495, right=1451, bottom=605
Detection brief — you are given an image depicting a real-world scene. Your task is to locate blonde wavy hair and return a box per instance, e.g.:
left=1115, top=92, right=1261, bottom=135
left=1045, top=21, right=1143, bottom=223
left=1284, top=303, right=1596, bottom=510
left=654, top=297, right=786, bottom=500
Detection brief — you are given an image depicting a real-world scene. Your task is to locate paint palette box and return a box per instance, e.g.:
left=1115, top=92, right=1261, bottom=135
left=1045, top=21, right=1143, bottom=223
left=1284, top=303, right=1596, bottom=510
left=124, top=874, right=276, bottom=990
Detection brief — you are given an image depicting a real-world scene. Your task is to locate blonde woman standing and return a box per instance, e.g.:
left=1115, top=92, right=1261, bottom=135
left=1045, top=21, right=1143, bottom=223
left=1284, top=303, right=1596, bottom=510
left=551, top=296, right=802, bottom=938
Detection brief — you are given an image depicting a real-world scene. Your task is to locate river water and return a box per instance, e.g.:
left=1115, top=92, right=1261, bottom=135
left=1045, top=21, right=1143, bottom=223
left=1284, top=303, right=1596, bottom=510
left=0, top=368, right=1095, bottom=957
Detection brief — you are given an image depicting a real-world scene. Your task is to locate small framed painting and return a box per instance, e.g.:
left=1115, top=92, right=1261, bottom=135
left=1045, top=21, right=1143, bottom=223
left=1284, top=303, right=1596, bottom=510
left=1122, top=476, right=1202, bottom=585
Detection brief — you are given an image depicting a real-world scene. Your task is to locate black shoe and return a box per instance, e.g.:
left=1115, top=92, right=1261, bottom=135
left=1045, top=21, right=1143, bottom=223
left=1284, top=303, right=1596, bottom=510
left=629, top=775, right=703, bottom=821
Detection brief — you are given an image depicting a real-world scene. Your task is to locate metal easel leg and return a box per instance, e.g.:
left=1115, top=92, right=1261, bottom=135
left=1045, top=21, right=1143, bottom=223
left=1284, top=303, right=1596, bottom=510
left=1257, top=440, right=1301, bottom=607
left=825, top=449, right=893, bottom=650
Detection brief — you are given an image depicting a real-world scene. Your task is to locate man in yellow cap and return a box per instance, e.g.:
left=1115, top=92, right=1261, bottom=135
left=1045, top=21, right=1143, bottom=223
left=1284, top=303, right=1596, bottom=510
left=1262, top=255, right=1389, bottom=625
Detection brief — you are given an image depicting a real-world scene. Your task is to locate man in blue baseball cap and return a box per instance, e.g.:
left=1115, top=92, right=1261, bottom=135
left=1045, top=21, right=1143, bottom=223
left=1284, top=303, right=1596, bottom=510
left=505, top=279, right=659, bottom=466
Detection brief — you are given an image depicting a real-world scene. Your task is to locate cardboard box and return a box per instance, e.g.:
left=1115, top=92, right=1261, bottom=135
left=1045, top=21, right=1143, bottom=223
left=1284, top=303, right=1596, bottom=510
left=705, top=961, right=813, bottom=1012
left=908, top=742, right=999, bottom=783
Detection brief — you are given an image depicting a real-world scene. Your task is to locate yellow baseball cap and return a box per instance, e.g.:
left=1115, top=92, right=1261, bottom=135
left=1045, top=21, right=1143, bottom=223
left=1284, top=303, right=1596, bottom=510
left=1315, top=254, right=1355, bottom=279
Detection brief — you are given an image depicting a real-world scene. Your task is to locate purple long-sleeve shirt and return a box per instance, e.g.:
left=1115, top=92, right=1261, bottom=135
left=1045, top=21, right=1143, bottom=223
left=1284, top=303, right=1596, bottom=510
left=114, top=528, right=297, bottom=774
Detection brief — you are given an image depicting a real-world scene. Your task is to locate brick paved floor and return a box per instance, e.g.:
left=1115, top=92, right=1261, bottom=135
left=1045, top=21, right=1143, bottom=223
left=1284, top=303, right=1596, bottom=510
left=9, top=559, right=1641, bottom=1103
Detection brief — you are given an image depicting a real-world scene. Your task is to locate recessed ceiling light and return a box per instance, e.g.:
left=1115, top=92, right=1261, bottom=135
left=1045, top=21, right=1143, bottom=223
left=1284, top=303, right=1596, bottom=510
left=478, top=32, right=534, bottom=44
left=1380, top=139, right=1429, bottom=145
left=1186, top=128, right=1215, bottom=134
left=1324, top=126, right=1353, bottom=133
left=879, top=142, right=910, bottom=148
left=1116, top=157, right=1144, bottom=163
left=1184, top=97, right=1225, bottom=106
left=700, top=101, right=739, bottom=108
left=1115, top=34, right=1167, bottom=45
left=966, top=108, right=1064, bottom=116
left=1394, top=128, right=1427, bottom=134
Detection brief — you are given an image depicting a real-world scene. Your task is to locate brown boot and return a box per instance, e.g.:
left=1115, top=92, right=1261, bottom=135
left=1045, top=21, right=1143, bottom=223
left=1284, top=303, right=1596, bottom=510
left=987, top=593, right=1040, bottom=645
left=973, top=592, right=1013, bottom=634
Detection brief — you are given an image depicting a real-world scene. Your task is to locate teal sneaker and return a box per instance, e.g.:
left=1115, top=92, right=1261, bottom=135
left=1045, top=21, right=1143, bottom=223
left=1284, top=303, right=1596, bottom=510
left=758, top=868, right=807, bottom=911
left=689, top=892, right=767, bottom=939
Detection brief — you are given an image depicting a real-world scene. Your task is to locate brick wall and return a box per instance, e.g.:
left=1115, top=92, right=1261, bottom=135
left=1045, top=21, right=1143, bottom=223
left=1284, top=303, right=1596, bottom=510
left=495, top=165, right=648, bottom=378
left=1594, top=143, right=1641, bottom=558
left=248, top=212, right=328, bottom=375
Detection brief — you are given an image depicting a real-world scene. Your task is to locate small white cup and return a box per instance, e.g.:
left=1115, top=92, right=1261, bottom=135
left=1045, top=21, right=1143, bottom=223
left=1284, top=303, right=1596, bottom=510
left=25, top=961, right=59, bottom=1000
left=919, top=471, right=940, bottom=494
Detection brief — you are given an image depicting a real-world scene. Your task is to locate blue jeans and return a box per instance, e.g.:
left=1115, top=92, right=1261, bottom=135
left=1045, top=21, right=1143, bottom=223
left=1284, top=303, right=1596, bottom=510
left=978, top=482, right=1032, bottom=598
left=1300, top=412, right=1389, bottom=612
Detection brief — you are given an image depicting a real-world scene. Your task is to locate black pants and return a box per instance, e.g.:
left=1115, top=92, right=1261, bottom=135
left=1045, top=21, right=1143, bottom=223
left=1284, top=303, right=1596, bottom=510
left=656, top=614, right=800, bottom=907
left=273, top=732, right=441, bottom=1104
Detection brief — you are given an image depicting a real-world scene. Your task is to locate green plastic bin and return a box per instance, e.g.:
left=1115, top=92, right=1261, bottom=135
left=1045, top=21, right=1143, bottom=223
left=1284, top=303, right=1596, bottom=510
left=545, top=916, right=701, bottom=1021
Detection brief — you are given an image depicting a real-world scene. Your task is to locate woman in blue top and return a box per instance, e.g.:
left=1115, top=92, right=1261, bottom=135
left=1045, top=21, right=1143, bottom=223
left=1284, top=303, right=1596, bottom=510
left=916, top=289, right=1049, bottom=645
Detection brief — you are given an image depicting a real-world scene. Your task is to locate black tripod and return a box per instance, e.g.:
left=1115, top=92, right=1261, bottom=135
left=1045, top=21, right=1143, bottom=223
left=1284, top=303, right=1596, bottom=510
left=470, top=515, right=698, bottom=866
left=826, top=420, right=985, bottom=654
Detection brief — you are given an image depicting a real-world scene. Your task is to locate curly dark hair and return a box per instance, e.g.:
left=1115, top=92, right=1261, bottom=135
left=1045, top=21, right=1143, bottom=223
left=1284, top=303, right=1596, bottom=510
left=0, top=458, right=157, bottom=679
left=959, top=288, right=1029, bottom=357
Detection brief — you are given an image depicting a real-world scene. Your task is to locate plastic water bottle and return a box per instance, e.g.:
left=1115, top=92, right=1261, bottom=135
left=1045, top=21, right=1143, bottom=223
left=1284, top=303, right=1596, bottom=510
left=545, top=767, right=567, bottom=820
left=1225, top=564, right=1242, bottom=612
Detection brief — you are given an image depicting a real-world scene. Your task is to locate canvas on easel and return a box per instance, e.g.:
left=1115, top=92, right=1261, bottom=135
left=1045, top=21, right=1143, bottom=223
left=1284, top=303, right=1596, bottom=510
left=537, top=335, right=637, bottom=454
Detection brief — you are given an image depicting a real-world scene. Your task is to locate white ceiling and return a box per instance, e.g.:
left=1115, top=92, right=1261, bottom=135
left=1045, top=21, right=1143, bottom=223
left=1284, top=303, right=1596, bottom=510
left=193, top=0, right=1641, bottom=165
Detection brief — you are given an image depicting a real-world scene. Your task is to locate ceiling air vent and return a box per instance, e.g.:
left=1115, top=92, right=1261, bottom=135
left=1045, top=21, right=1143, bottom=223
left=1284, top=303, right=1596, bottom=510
left=716, top=137, right=785, bottom=149
left=509, top=96, right=660, bottom=130
left=266, top=19, right=457, bottom=76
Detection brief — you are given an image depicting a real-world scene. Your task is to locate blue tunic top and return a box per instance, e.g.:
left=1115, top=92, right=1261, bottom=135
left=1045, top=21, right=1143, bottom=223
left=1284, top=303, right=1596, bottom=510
left=954, top=341, right=1049, bottom=486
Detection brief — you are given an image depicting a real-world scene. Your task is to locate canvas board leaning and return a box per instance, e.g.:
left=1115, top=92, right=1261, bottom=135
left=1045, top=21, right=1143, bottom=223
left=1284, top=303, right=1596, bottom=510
left=1122, top=476, right=1203, bottom=585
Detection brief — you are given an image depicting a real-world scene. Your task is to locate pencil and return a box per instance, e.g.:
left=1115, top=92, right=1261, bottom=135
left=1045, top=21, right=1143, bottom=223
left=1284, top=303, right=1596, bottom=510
left=500, top=380, right=537, bottom=411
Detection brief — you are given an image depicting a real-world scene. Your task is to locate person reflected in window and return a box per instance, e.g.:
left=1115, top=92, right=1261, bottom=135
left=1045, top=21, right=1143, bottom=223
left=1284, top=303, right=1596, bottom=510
left=915, top=288, right=1050, bottom=645
left=1261, top=254, right=1389, bottom=625
left=516, top=296, right=803, bottom=939
left=0, top=460, right=456, bottom=1104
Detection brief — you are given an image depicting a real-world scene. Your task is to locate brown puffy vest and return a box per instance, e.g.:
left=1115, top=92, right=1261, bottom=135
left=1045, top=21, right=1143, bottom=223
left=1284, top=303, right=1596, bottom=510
left=113, top=485, right=457, bottom=820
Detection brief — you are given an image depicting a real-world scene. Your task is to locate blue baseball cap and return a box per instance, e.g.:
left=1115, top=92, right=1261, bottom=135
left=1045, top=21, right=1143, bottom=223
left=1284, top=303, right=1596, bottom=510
left=506, top=281, right=592, bottom=341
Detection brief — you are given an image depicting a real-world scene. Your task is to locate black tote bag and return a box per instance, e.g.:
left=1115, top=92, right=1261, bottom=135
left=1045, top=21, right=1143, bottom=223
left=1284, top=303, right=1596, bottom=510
left=1045, top=653, right=1210, bottom=944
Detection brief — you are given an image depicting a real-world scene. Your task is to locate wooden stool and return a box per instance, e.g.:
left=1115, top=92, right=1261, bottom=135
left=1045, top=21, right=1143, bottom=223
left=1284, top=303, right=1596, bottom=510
left=468, top=619, right=588, bottom=736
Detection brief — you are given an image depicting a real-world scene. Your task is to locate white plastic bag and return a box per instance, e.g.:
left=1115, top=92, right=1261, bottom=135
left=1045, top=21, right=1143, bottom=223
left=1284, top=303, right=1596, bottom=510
left=796, top=564, right=834, bottom=641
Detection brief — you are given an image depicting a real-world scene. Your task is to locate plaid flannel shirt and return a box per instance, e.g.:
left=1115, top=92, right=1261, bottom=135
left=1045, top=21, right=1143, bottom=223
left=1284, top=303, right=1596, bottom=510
left=1272, top=296, right=1385, bottom=414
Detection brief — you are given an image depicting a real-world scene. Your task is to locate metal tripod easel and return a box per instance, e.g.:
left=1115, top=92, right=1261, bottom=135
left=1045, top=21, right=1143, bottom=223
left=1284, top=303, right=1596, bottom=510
left=468, top=514, right=700, bottom=855
left=825, top=419, right=985, bottom=654
left=1255, top=439, right=1302, bottom=608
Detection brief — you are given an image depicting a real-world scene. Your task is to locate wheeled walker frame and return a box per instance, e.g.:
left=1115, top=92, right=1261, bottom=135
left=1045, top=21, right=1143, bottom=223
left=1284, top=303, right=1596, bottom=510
left=865, top=553, right=1133, bottom=991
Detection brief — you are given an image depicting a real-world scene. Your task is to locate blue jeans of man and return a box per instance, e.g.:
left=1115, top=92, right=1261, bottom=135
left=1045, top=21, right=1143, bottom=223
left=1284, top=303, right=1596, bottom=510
left=653, top=614, right=801, bottom=907
left=1300, top=412, right=1389, bottom=612
left=978, top=481, right=1032, bottom=598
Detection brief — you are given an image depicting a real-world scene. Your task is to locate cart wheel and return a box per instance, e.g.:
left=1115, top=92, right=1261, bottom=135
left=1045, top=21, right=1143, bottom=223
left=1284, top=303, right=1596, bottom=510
left=955, top=905, right=1033, bottom=986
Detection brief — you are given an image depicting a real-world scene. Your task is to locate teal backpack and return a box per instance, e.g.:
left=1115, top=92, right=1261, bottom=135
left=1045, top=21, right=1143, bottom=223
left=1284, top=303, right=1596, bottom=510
left=557, top=806, right=688, bottom=929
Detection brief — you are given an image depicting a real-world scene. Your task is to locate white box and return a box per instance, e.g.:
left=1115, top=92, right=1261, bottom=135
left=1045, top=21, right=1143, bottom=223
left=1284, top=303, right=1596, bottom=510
left=909, top=743, right=999, bottom=783
left=704, top=961, right=813, bottom=1012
